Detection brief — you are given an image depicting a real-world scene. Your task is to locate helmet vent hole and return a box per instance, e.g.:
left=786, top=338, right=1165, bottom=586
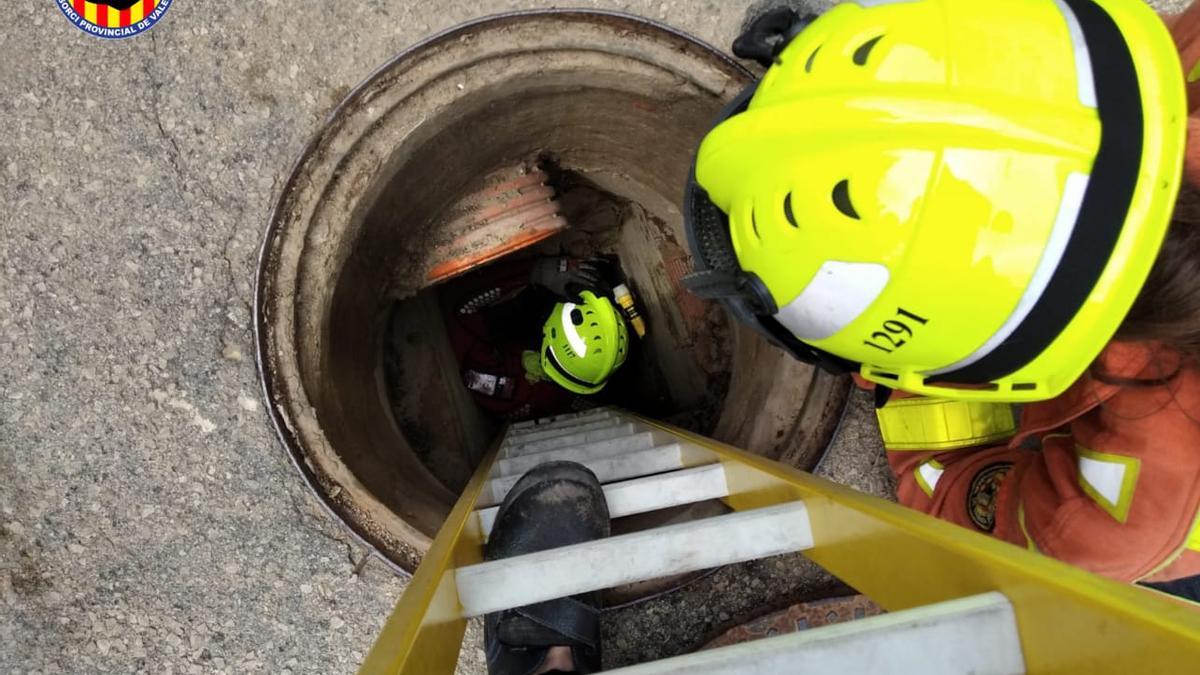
left=1012, top=383, right=1038, bottom=392
left=751, top=208, right=760, bottom=238
left=570, top=308, right=584, bottom=325
left=551, top=327, right=558, bottom=339
left=852, top=35, right=883, bottom=66
left=783, top=192, right=798, bottom=228
left=805, top=46, right=820, bottom=73
left=832, top=180, right=860, bottom=219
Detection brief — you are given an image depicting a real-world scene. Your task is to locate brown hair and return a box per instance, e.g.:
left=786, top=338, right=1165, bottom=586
left=1106, top=187, right=1200, bottom=382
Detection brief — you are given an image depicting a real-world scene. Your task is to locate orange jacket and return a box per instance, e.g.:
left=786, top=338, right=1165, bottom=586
left=881, top=342, right=1200, bottom=583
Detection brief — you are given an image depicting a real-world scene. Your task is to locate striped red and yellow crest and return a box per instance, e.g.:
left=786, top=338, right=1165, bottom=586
left=74, top=0, right=160, bottom=28
left=57, top=0, right=173, bottom=39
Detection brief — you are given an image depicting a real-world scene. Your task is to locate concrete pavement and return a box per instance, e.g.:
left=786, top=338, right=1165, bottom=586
left=1, top=0, right=1184, bottom=673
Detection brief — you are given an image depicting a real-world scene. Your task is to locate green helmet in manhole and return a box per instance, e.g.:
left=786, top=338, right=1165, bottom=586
left=540, top=290, right=630, bottom=394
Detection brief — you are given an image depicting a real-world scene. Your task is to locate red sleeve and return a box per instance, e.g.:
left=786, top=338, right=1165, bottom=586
left=885, top=430, right=1028, bottom=540
left=884, top=366, right=1200, bottom=582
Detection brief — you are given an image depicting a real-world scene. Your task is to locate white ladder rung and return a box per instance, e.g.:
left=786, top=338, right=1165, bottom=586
left=508, top=407, right=613, bottom=431
left=478, top=443, right=695, bottom=508
left=605, top=592, right=1024, bottom=675
left=502, top=422, right=639, bottom=456
left=477, top=463, right=730, bottom=539
left=455, top=501, right=813, bottom=617
left=505, top=417, right=624, bottom=444
left=494, top=431, right=666, bottom=478
left=506, top=412, right=618, bottom=441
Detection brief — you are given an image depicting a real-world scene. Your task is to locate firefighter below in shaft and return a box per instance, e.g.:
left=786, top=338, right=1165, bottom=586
left=443, top=256, right=632, bottom=421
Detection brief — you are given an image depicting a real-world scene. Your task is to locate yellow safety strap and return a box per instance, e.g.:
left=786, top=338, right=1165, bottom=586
left=1186, top=509, right=1200, bottom=554
left=1017, top=502, right=1038, bottom=553
left=876, top=397, right=1016, bottom=451
left=1137, top=507, right=1200, bottom=583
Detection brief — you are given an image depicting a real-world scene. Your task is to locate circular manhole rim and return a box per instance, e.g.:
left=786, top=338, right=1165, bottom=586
left=254, top=9, right=846, bottom=577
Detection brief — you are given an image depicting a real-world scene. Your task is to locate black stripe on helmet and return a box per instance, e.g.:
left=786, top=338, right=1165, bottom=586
left=934, top=0, right=1142, bottom=384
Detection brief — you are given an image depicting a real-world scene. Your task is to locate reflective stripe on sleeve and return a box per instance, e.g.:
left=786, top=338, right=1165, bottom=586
left=1075, top=445, right=1141, bottom=524
left=914, top=459, right=945, bottom=497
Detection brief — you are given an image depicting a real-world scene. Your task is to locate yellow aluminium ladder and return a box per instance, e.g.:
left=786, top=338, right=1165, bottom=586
left=360, top=407, right=1200, bottom=673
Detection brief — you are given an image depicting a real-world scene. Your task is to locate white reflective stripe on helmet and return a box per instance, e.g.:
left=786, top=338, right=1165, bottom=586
left=561, top=303, right=587, bottom=357
left=1052, top=0, right=1098, bottom=108
left=774, top=261, right=890, bottom=341
left=927, top=171, right=1089, bottom=377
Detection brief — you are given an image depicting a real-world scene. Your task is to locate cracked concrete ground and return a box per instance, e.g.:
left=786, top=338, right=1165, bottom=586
left=1, top=0, right=1186, bottom=673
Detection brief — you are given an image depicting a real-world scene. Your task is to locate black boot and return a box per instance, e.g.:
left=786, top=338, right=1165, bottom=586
left=484, top=461, right=610, bottom=674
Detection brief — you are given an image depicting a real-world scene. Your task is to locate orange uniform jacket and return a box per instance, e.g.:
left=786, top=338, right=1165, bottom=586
left=882, top=342, right=1200, bottom=583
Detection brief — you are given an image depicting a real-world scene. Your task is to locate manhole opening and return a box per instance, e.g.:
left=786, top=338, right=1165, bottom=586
left=383, top=158, right=734, bottom=495
left=257, top=11, right=849, bottom=573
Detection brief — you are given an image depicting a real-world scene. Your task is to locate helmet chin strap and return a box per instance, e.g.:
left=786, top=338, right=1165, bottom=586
left=682, top=269, right=777, bottom=316
left=874, top=385, right=894, bottom=409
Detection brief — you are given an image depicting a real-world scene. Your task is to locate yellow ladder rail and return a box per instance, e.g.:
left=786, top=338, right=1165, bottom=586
left=360, top=439, right=501, bottom=674
left=631, top=413, right=1200, bottom=674
left=361, top=409, right=1200, bottom=674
